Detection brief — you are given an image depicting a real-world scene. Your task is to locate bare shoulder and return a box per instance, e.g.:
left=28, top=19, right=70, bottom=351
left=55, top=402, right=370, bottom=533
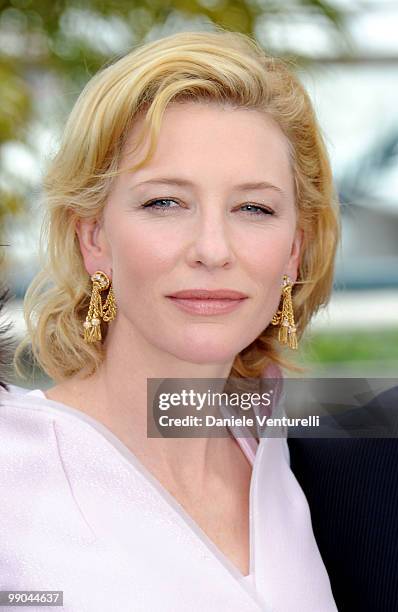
left=45, top=376, right=98, bottom=416
left=45, top=380, right=77, bottom=403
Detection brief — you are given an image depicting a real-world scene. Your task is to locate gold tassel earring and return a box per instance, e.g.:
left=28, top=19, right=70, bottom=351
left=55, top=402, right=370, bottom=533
left=83, top=271, right=117, bottom=343
left=271, top=274, right=298, bottom=350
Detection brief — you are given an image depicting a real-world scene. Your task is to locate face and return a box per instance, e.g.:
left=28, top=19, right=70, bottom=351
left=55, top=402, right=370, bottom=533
left=77, top=102, right=302, bottom=365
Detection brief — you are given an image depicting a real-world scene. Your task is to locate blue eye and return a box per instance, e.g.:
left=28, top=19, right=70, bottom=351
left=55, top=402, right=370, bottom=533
left=141, top=199, right=275, bottom=216
left=240, top=204, right=274, bottom=216
left=142, top=198, right=179, bottom=211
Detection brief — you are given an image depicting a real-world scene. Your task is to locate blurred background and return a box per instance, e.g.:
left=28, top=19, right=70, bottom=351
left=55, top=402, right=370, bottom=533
left=0, top=0, right=397, bottom=387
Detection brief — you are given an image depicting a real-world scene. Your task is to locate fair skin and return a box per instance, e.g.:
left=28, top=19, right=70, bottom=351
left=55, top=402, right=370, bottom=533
left=45, top=101, right=302, bottom=576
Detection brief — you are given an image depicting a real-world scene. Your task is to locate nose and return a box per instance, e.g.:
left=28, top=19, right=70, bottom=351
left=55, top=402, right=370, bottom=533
left=185, top=209, right=236, bottom=270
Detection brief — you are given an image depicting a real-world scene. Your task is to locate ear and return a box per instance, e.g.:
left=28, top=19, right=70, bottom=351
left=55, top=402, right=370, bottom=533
left=76, top=217, right=111, bottom=276
left=285, top=227, right=303, bottom=283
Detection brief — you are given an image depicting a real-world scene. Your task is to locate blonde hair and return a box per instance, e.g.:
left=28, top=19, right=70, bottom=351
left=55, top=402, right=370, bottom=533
left=14, top=28, right=340, bottom=383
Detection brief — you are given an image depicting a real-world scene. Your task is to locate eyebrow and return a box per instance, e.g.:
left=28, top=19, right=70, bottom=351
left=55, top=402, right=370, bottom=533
left=130, top=177, right=286, bottom=195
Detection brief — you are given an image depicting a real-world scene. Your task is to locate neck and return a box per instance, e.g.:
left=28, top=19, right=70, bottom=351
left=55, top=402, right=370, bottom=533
left=64, top=314, right=244, bottom=498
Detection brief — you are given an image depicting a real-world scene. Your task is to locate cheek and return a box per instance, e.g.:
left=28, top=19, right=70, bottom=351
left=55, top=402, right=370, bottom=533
left=237, top=228, right=293, bottom=320
left=238, top=225, right=293, bottom=275
left=107, top=221, right=179, bottom=290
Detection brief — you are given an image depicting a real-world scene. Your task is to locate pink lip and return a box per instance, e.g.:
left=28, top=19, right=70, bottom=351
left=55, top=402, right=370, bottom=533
left=166, top=296, right=247, bottom=316
left=167, top=289, right=248, bottom=299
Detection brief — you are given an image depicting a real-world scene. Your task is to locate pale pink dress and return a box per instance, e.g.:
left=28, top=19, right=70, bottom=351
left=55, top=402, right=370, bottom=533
left=0, top=378, right=337, bottom=611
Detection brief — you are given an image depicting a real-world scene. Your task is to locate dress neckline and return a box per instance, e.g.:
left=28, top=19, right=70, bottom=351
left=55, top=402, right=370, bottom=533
left=24, top=387, right=261, bottom=592
left=26, top=388, right=259, bottom=466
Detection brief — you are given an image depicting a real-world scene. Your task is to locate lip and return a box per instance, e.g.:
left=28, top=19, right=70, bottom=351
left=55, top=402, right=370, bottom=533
left=166, top=289, right=248, bottom=316
left=166, top=289, right=248, bottom=299
left=167, top=296, right=246, bottom=315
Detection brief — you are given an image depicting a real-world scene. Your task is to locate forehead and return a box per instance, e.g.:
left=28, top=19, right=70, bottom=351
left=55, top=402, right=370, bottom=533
left=119, top=102, right=294, bottom=196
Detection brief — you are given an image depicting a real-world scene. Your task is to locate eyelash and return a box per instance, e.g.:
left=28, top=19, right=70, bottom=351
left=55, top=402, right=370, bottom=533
left=141, top=198, right=275, bottom=216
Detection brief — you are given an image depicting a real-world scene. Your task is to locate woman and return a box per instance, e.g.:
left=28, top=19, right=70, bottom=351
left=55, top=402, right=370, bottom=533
left=3, top=29, right=339, bottom=611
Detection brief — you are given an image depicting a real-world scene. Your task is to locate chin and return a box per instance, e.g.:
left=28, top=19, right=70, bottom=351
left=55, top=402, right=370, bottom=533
left=180, top=350, right=235, bottom=365
left=166, top=337, right=243, bottom=366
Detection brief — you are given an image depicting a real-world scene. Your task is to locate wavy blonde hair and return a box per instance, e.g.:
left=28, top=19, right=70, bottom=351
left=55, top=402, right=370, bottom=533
left=14, top=28, right=340, bottom=383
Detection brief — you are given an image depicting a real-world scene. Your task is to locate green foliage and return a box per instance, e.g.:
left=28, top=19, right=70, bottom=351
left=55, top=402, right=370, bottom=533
left=301, top=328, right=398, bottom=364
left=0, top=62, right=31, bottom=140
